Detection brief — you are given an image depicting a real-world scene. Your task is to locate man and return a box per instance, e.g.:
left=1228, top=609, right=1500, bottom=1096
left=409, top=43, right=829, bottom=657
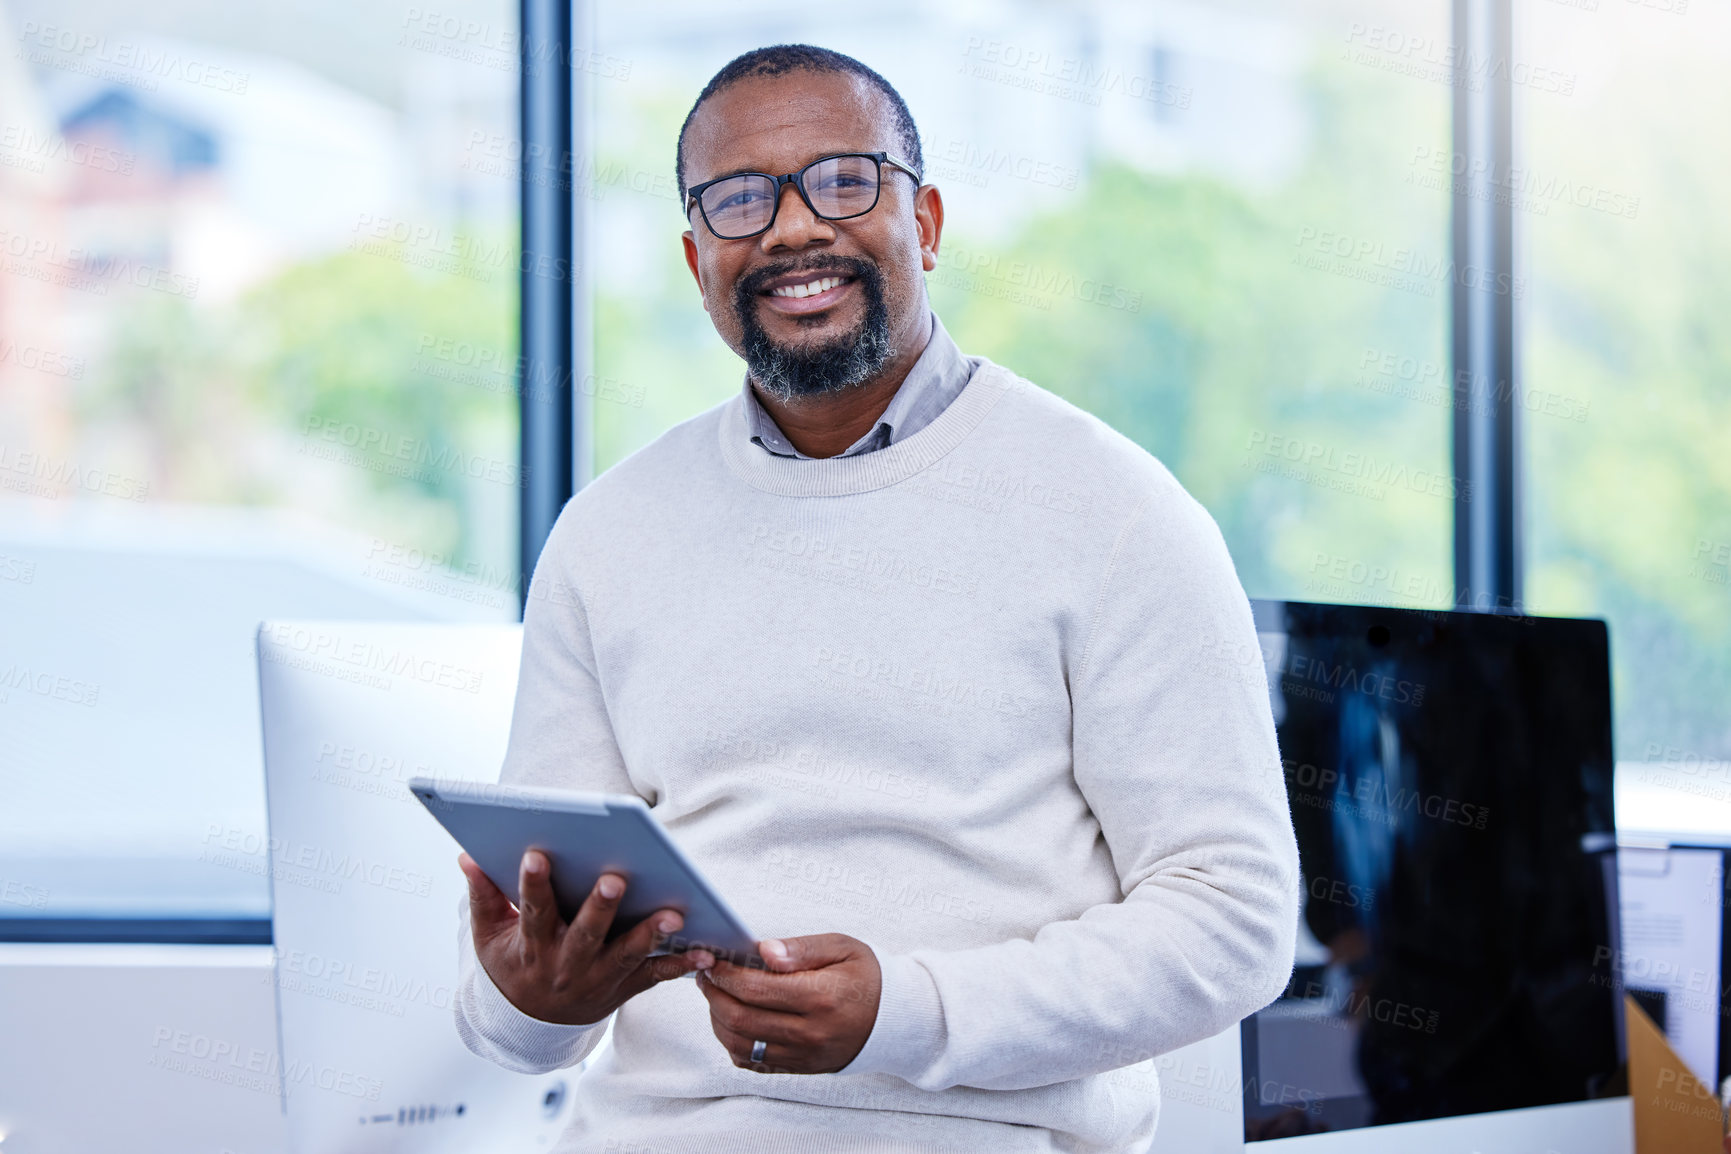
left=455, top=43, right=1298, bottom=1153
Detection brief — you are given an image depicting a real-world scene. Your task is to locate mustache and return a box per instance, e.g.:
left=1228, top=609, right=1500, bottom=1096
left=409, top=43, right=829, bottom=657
left=731, top=253, right=892, bottom=401
left=735, top=254, right=880, bottom=302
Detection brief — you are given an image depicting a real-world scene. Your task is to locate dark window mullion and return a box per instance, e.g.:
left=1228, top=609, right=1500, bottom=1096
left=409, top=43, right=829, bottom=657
left=1451, top=0, right=1522, bottom=612
left=518, top=0, right=587, bottom=612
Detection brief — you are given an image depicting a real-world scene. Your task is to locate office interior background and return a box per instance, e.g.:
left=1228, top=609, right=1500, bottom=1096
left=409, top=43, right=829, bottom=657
left=0, top=0, right=1727, bottom=1150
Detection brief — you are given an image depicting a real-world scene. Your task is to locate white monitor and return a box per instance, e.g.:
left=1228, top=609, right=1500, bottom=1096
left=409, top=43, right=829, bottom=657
left=256, top=620, right=575, bottom=1152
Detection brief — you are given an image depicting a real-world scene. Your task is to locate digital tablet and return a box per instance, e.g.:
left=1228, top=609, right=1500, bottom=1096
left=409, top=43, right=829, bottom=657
left=410, top=777, right=762, bottom=967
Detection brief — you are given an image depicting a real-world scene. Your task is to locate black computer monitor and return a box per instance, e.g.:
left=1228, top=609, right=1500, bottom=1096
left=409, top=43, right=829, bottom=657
left=1242, top=601, right=1623, bottom=1140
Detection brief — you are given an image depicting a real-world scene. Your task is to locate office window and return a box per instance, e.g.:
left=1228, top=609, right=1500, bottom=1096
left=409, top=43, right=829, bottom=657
left=1521, top=2, right=1731, bottom=764
left=0, top=0, right=519, bottom=927
left=590, top=0, right=1452, bottom=608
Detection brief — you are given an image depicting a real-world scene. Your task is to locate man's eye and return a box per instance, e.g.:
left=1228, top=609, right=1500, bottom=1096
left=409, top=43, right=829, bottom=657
left=714, top=186, right=771, bottom=212
left=812, top=174, right=871, bottom=193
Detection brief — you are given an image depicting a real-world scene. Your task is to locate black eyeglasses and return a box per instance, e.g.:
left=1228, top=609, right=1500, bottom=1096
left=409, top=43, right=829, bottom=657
left=685, top=151, right=922, bottom=240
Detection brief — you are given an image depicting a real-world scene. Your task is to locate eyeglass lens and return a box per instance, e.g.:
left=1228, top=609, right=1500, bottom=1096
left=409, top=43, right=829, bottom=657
left=700, top=155, right=881, bottom=238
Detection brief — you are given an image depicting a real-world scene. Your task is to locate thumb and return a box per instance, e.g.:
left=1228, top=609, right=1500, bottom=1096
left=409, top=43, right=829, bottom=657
left=759, top=933, right=859, bottom=973
left=459, top=852, right=515, bottom=931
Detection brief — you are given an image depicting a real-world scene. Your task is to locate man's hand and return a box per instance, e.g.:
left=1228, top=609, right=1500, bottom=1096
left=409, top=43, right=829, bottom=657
left=696, top=933, right=882, bottom=1074
left=461, top=850, right=713, bottom=1025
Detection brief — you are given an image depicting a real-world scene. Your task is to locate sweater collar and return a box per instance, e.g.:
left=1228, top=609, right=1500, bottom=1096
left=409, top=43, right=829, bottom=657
left=719, top=357, right=1016, bottom=497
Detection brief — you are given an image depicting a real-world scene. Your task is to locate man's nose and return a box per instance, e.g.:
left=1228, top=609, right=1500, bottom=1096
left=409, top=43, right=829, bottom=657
left=759, top=181, right=835, bottom=252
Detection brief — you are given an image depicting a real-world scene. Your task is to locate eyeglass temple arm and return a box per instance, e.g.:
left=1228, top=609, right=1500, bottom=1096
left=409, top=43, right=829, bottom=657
left=881, top=153, right=923, bottom=183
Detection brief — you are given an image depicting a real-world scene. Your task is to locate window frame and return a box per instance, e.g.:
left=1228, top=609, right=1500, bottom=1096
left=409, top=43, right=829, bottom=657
left=518, top=0, right=592, bottom=598
left=519, top=0, right=1524, bottom=611
left=5, top=0, right=1517, bottom=944
left=1449, top=0, right=1522, bottom=612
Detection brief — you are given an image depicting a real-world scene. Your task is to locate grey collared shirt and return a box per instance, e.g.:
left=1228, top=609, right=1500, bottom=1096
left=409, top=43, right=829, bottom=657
left=743, top=314, right=976, bottom=459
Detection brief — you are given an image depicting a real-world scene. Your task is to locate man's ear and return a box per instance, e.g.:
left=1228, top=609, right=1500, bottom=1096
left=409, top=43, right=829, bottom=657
left=681, top=230, right=710, bottom=314
left=914, top=184, right=944, bottom=273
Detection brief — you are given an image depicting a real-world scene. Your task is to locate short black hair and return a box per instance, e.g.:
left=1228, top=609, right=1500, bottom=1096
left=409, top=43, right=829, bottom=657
left=675, top=44, right=923, bottom=199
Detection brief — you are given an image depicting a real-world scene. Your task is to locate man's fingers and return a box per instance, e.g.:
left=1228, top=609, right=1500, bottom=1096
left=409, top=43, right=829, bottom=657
left=597, top=906, right=684, bottom=982
left=562, top=871, right=627, bottom=961
left=459, top=853, right=516, bottom=932
left=702, top=957, right=826, bottom=1013
left=646, top=951, right=705, bottom=984
left=516, top=850, right=561, bottom=944
left=615, top=950, right=708, bottom=1001
left=708, top=1017, right=814, bottom=1075
left=759, top=933, right=857, bottom=973
left=697, top=971, right=811, bottom=1040
left=709, top=1015, right=777, bottom=1068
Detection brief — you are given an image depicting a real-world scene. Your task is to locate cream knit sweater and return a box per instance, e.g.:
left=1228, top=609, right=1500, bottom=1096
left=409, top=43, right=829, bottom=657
left=455, top=360, right=1299, bottom=1153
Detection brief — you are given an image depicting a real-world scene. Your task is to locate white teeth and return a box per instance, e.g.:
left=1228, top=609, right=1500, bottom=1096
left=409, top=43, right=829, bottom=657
left=771, top=276, right=844, bottom=299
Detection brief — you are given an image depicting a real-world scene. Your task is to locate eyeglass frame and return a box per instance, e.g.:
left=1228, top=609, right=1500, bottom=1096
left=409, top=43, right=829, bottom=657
left=683, top=151, right=924, bottom=240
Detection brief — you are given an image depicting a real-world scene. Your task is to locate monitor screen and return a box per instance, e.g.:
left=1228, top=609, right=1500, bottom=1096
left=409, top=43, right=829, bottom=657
left=1242, top=602, right=1622, bottom=1140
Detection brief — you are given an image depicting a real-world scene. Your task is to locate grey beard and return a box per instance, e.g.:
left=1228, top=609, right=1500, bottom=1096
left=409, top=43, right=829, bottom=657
left=734, top=257, right=894, bottom=402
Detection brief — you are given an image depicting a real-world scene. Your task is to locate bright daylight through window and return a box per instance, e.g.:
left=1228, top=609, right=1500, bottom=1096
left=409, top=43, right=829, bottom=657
left=0, top=0, right=519, bottom=928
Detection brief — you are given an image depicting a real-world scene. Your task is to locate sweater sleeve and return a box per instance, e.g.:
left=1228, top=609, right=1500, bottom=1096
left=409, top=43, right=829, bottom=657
left=842, top=489, right=1300, bottom=1091
left=453, top=512, right=637, bottom=1072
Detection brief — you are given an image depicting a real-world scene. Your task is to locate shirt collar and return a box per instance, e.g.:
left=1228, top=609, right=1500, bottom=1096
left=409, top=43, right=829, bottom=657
left=743, top=313, right=972, bottom=460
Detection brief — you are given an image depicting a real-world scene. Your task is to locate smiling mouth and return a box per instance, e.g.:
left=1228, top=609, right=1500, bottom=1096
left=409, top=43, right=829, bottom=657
left=754, top=269, right=859, bottom=318
left=767, top=275, right=851, bottom=300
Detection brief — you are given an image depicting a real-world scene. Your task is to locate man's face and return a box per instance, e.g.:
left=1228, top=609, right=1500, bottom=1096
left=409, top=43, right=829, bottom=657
left=680, top=70, right=942, bottom=401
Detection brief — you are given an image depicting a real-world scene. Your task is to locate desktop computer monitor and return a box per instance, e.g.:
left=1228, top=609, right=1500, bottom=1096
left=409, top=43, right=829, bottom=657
left=1242, top=601, right=1624, bottom=1144
left=257, top=621, right=576, bottom=1152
